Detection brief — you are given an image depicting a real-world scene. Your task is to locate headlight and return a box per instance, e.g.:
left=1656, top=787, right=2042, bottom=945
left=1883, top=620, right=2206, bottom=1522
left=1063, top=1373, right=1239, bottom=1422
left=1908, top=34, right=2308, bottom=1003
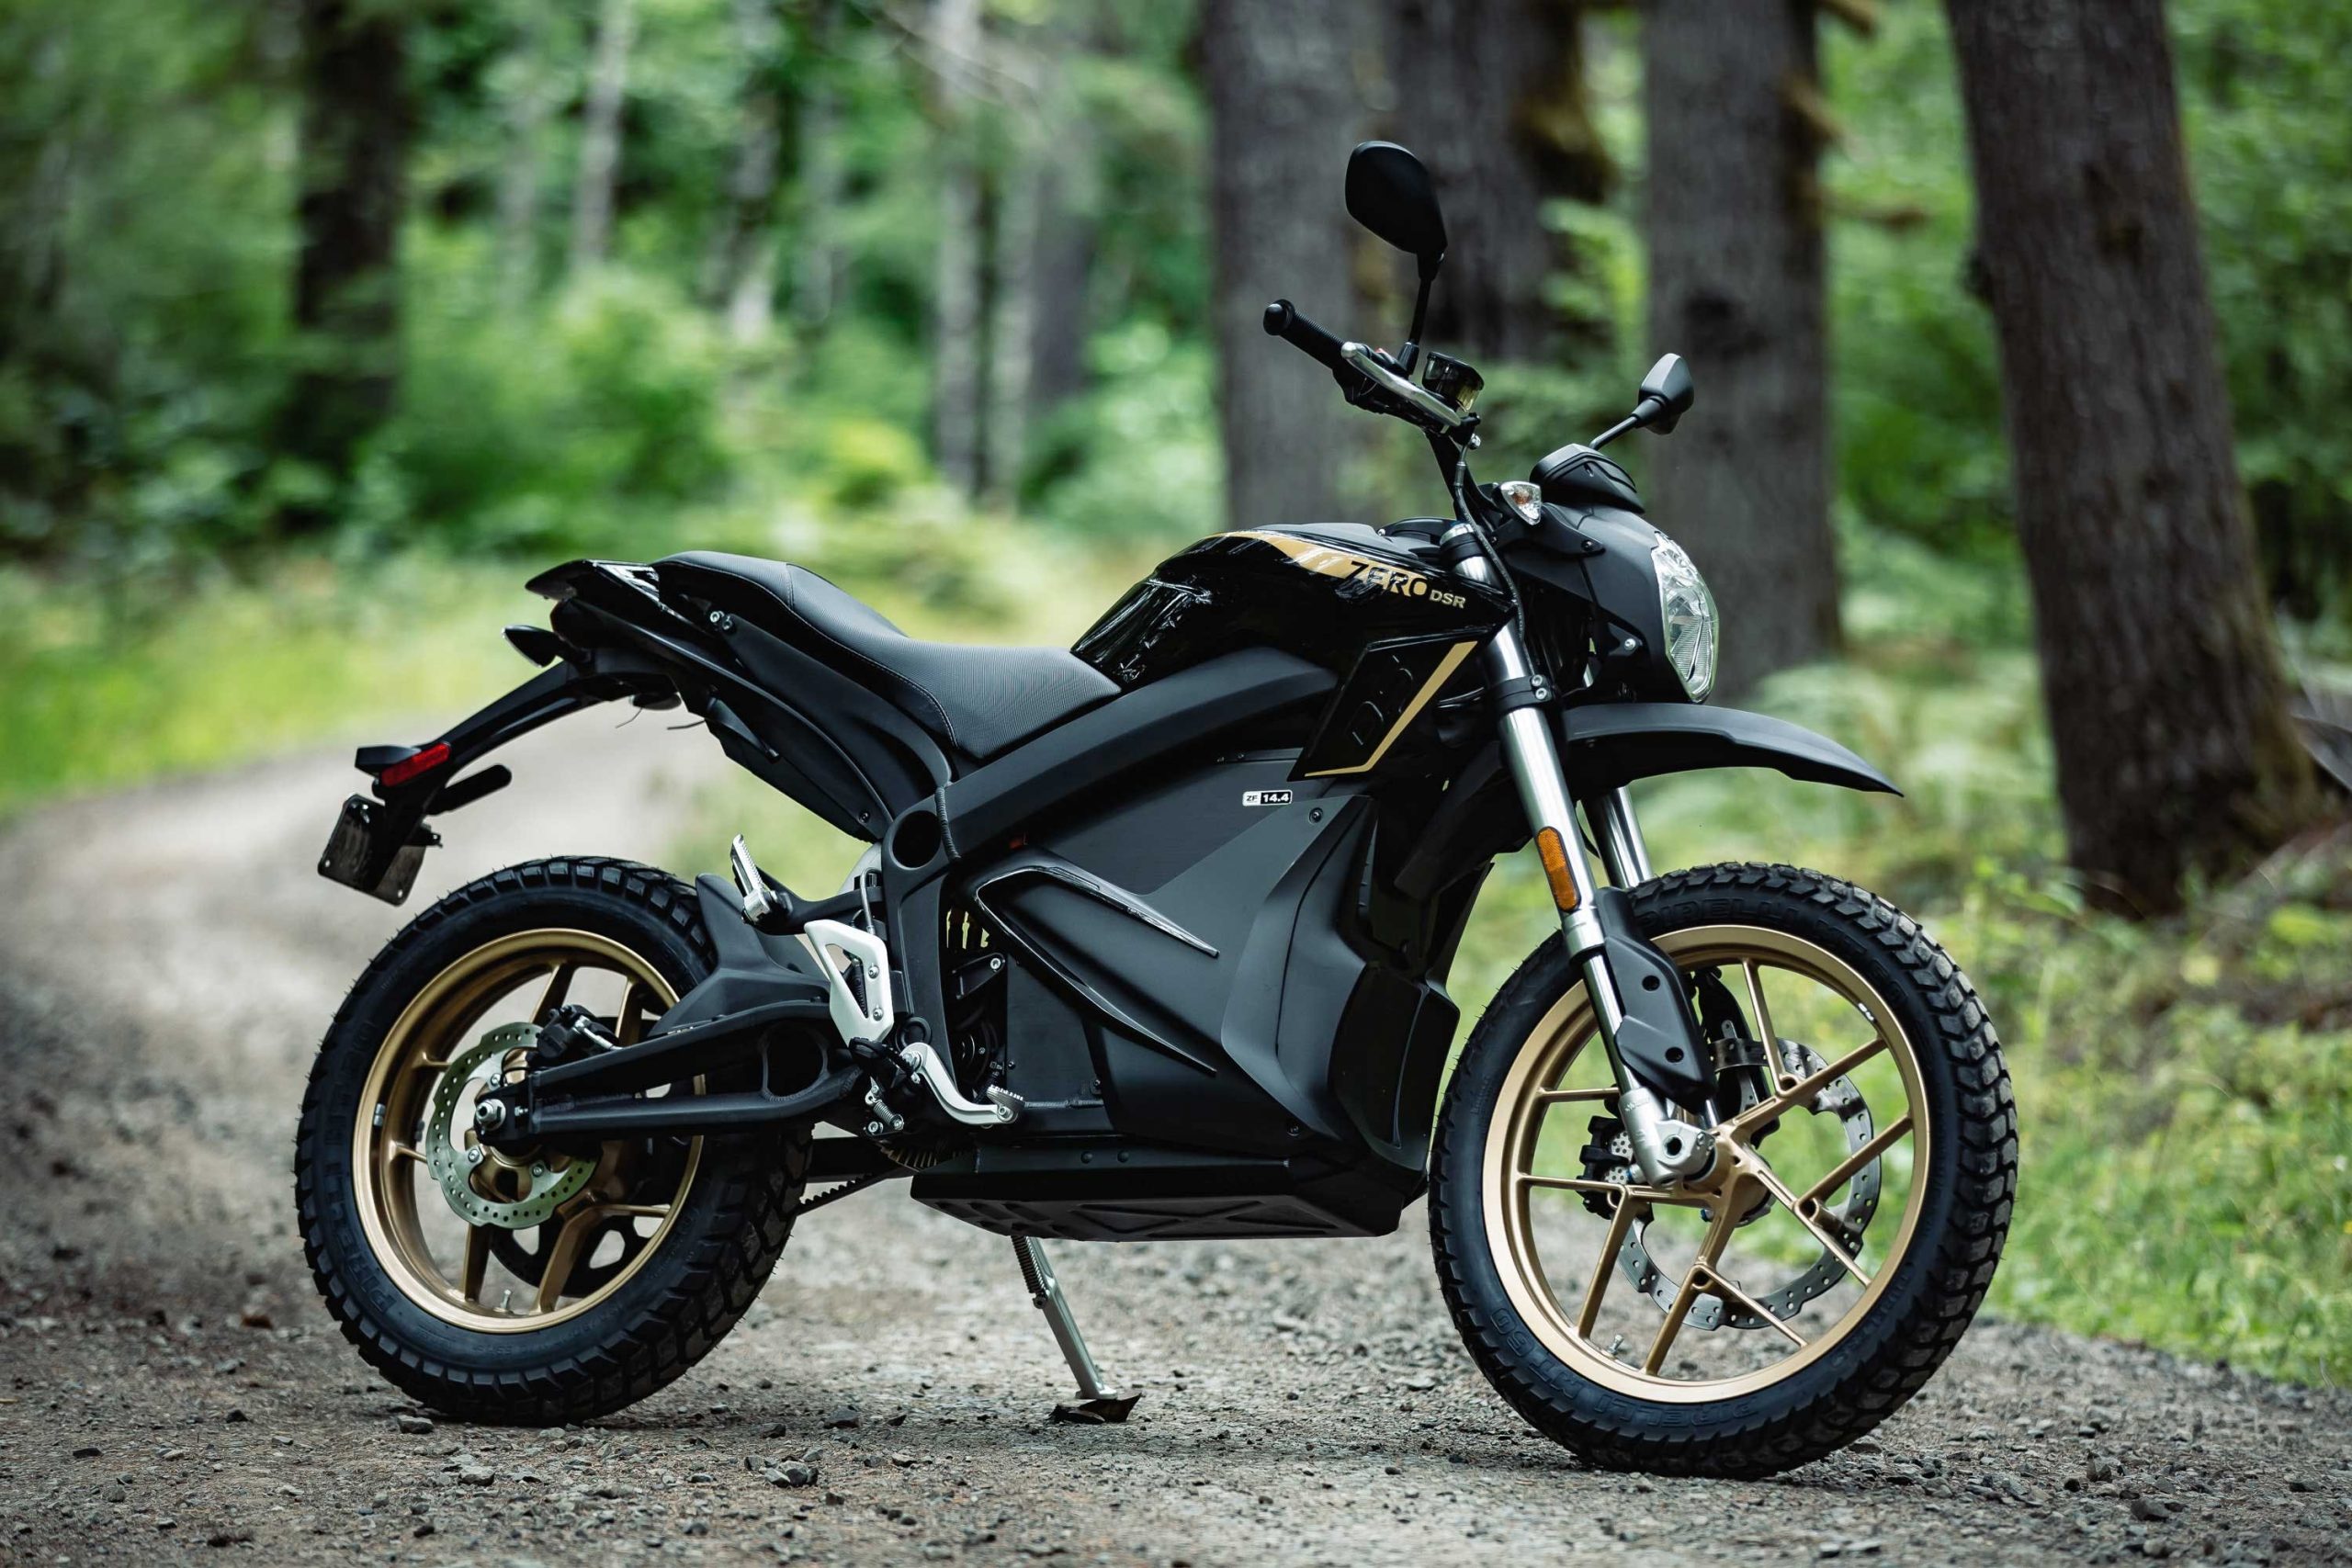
left=1651, top=536, right=1718, bottom=702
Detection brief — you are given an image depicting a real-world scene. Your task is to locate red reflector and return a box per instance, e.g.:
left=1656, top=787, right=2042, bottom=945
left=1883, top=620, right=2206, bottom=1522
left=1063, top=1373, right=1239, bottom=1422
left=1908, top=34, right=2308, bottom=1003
left=379, top=742, right=451, bottom=786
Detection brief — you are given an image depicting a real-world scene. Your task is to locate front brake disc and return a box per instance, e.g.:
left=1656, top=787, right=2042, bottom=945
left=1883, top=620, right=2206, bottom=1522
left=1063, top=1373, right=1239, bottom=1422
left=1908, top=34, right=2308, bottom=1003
left=426, top=1023, right=595, bottom=1230
left=1606, top=1042, right=1882, bottom=1331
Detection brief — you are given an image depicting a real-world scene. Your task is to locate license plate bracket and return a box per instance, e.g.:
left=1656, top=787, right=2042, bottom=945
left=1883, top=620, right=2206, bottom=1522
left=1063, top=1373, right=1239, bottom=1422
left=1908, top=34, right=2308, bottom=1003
left=318, top=795, right=431, bottom=906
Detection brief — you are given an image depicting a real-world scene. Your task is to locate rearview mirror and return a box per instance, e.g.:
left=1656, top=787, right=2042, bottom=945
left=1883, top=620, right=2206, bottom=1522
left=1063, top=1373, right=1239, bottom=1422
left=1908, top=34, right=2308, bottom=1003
left=1636, top=354, right=1694, bottom=434
left=1346, top=141, right=1447, bottom=280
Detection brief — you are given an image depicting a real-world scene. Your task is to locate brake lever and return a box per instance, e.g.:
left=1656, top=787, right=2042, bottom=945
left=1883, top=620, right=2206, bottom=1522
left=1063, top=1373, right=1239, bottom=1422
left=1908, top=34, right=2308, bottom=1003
left=1330, top=360, right=1378, bottom=406
left=1340, top=342, right=1471, bottom=433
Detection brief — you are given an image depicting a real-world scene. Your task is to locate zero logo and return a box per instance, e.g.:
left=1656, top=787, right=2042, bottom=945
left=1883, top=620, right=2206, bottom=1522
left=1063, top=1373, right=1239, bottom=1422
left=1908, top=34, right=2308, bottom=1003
left=1230, top=532, right=1474, bottom=612
left=1241, top=789, right=1294, bottom=807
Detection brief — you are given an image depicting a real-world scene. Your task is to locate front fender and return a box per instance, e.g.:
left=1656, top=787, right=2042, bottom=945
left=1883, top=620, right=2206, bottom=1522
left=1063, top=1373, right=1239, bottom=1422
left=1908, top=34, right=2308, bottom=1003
left=1555, top=702, right=1899, bottom=795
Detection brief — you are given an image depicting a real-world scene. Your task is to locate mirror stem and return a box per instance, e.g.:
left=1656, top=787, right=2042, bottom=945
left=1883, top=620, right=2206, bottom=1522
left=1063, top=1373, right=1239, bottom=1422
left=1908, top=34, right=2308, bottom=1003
left=1589, top=414, right=1640, bottom=451
left=1398, top=276, right=1433, bottom=376
left=1589, top=395, right=1667, bottom=451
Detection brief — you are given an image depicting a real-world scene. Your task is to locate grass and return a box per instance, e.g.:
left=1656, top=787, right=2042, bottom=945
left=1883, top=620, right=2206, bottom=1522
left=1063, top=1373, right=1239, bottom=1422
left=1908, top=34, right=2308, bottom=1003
left=0, top=557, right=523, bottom=817
left=0, top=525, right=1159, bottom=822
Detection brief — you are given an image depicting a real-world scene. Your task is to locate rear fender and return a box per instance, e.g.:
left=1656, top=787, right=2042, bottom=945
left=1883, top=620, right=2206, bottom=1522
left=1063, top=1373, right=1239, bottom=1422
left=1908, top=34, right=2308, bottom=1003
left=323, top=658, right=649, bottom=904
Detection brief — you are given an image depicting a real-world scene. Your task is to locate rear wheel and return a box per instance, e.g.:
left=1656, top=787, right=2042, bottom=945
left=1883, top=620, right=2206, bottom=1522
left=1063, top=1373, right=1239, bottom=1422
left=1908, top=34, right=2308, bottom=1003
left=296, top=858, right=807, bottom=1425
left=1430, top=863, right=2015, bottom=1476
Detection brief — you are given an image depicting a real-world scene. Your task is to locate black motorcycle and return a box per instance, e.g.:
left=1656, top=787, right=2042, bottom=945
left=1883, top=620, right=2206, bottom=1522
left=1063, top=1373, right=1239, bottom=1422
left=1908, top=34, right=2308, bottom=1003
left=299, top=141, right=2015, bottom=1477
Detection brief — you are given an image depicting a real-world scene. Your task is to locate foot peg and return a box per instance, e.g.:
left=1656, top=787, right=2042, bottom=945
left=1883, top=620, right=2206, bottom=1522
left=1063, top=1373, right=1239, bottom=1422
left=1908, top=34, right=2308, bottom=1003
left=730, top=834, right=895, bottom=1046
left=1012, top=1235, right=1139, bottom=1425
left=901, top=1040, right=1022, bottom=1126
left=728, top=834, right=778, bottom=924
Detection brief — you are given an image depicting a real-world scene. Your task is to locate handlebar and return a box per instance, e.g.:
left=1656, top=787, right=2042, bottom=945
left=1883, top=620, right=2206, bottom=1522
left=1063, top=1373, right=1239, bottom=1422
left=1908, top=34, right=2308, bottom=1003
left=1261, top=299, right=1470, bottom=434
left=1261, top=299, right=1347, bottom=371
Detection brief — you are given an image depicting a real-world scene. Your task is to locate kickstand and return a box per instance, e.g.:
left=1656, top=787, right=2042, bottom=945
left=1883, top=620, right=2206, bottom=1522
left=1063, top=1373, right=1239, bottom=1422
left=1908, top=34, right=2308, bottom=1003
left=1011, top=1234, right=1141, bottom=1425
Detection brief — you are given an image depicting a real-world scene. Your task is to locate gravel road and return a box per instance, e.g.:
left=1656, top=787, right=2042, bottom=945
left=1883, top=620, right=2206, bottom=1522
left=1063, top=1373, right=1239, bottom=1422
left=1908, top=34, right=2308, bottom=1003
left=3, top=721, right=2347, bottom=1566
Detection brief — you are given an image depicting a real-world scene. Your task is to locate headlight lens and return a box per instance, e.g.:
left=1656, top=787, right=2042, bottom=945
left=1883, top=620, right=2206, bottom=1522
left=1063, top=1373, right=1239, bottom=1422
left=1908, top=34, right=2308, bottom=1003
left=1651, top=536, right=1718, bottom=702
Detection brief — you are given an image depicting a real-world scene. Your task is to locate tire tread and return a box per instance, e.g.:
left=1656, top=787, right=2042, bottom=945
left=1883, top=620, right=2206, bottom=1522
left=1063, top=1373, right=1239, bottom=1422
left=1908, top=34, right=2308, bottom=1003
left=1428, top=862, right=2017, bottom=1477
left=294, top=857, right=806, bottom=1426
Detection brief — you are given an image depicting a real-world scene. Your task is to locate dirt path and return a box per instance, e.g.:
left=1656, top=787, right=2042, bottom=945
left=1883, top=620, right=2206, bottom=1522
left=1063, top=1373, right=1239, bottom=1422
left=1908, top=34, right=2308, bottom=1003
left=3, top=728, right=2346, bottom=1566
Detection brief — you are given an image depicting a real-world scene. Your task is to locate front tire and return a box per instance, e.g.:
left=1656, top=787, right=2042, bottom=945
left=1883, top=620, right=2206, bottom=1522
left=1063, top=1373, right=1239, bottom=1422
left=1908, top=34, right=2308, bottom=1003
left=296, top=857, right=808, bottom=1425
left=1430, top=863, right=2016, bottom=1476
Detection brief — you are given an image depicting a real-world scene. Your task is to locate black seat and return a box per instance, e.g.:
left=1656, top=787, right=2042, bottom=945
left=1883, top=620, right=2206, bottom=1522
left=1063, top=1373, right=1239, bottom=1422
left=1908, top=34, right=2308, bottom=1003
left=659, top=551, right=1119, bottom=762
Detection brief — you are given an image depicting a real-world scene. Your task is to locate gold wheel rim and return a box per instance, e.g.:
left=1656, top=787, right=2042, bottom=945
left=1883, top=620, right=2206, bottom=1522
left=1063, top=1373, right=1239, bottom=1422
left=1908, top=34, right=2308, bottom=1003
left=353, top=929, right=703, bottom=1333
left=1481, top=925, right=1930, bottom=1402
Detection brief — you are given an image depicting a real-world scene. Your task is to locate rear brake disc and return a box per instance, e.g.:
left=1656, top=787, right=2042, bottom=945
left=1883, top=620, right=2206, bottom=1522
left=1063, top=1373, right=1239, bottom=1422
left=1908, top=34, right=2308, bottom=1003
left=425, top=1023, right=595, bottom=1230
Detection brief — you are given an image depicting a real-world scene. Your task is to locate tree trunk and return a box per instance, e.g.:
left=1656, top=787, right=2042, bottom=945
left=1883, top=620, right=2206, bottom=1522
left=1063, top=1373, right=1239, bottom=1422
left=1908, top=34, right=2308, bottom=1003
left=986, top=159, right=1038, bottom=505
left=283, top=0, right=412, bottom=529
left=1201, top=0, right=1367, bottom=531
left=1025, top=159, right=1093, bottom=413
left=1643, top=0, right=1839, bottom=694
left=1388, top=0, right=1612, bottom=364
left=1944, top=0, right=2319, bottom=915
left=1018, top=13, right=1096, bottom=423
left=928, top=0, right=984, bottom=495
left=792, top=0, right=844, bottom=333
left=493, top=0, right=557, bottom=308
left=570, top=0, right=637, bottom=273
left=706, top=0, right=787, bottom=344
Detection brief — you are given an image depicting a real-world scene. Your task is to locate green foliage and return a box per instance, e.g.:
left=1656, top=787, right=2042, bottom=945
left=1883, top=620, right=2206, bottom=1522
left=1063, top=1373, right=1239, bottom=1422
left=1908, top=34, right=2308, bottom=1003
left=1027, top=321, right=1222, bottom=547
left=10, top=0, right=2344, bottom=628
left=1819, top=3, right=2014, bottom=559
left=2173, top=0, right=2352, bottom=619
left=377, top=254, right=736, bottom=555
left=0, top=0, right=293, bottom=564
left=1820, top=0, right=2352, bottom=601
left=1953, top=845, right=2352, bottom=1384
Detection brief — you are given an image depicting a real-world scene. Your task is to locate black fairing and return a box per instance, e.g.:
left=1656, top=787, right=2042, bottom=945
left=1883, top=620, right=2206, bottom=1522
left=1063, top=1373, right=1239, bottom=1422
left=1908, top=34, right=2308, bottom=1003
left=1497, top=501, right=1692, bottom=705
left=531, top=558, right=947, bottom=839
left=909, top=747, right=1483, bottom=1240
left=1530, top=442, right=1643, bottom=513
left=1075, top=525, right=1508, bottom=691
left=1075, top=525, right=1510, bottom=781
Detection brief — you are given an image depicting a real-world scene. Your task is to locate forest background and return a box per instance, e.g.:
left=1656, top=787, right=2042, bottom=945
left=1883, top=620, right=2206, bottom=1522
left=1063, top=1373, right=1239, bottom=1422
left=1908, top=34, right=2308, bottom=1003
left=3, top=0, right=2348, bottom=1384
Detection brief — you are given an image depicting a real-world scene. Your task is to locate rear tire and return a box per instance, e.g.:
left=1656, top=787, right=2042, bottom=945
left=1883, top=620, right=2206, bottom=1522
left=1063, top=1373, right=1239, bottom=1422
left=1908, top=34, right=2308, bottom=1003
left=296, top=857, right=807, bottom=1425
left=1430, top=863, right=2016, bottom=1476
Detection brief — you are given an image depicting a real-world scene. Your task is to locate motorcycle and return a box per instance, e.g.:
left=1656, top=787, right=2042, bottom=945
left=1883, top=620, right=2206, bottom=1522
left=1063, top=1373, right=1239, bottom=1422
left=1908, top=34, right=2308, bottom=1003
left=298, top=141, right=2015, bottom=1477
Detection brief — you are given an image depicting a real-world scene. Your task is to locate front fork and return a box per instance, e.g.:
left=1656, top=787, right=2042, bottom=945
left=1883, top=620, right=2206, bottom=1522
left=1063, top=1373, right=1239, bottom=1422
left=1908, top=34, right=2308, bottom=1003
left=1449, top=536, right=1714, bottom=1186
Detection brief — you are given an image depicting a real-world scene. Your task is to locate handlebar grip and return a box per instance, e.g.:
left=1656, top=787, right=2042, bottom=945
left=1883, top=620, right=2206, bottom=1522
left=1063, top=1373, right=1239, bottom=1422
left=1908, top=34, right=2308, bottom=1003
left=1261, top=299, right=1347, bottom=372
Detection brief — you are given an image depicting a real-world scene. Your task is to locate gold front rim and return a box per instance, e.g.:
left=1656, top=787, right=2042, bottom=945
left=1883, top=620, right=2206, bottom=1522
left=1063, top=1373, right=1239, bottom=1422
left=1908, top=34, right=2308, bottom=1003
left=1481, top=925, right=1930, bottom=1402
left=353, top=929, right=702, bottom=1333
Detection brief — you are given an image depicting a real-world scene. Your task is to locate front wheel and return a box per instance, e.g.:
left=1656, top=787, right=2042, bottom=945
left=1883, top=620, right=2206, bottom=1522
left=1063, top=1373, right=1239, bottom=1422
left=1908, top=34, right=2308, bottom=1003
left=1430, top=863, right=2016, bottom=1476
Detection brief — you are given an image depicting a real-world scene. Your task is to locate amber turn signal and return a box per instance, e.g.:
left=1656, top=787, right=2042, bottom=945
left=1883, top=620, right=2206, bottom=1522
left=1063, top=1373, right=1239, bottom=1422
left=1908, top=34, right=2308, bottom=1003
left=1534, top=826, right=1580, bottom=909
